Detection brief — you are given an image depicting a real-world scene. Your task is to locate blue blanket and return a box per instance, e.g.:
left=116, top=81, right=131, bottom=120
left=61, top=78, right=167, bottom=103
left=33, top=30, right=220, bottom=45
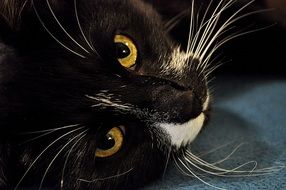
left=144, top=76, right=286, bottom=190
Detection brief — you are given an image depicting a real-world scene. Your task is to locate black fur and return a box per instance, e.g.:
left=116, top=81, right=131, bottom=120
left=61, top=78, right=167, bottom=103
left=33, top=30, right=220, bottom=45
left=0, top=0, right=209, bottom=189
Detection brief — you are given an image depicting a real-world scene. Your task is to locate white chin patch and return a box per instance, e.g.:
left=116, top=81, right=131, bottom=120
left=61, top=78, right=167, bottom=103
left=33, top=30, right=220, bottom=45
left=157, top=113, right=205, bottom=149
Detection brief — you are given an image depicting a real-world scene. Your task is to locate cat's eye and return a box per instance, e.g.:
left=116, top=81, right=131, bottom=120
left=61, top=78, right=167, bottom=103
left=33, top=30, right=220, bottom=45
left=114, top=34, right=137, bottom=69
left=95, top=126, right=124, bottom=158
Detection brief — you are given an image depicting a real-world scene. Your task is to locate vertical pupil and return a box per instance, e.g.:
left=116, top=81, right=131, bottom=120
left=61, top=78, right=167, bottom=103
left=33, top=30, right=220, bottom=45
left=116, top=43, right=130, bottom=58
left=98, top=134, right=115, bottom=150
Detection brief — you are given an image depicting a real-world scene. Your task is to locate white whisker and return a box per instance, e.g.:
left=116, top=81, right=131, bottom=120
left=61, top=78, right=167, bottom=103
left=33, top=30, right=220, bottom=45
left=162, top=147, right=172, bottom=177
left=20, top=124, right=81, bottom=146
left=22, top=124, right=80, bottom=134
left=189, top=0, right=213, bottom=54
left=199, top=25, right=236, bottom=71
left=46, top=0, right=90, bottom=54
left=190, top=0, right=232, bottom=56
left=204, top=62, right=223, bottom=78
left=61, top=131, right=88, bottom=189
left=195, top=0, right=236, bottom=60
left=183, top=148, right=285, bottom=177
left=32, top=0, right=86, bottom=58
left=173, top=153, right=193, bottom=176
left=165, top=9, right=189, bottom=32
left=175, top=154, right=226, bottom=190
left=18, top=0, right=28, bottom=19
left=184, top=152, right=259, bottom=177
left=199, top=50, right=223, bottom=76
left=20, top=130, right=57, bottom=145
left=199, top=0, right=255, bottom=61
left=188, top=1, right=271, bottom=75
left=186, top=0, right=195, bottom=55
left=39, top=129, right=88, bottom=190
left=77, top=167, right=134, bottom=183
left=208, top=22, right=276, bottom=62
left=197, top=141, right=237, bottom=157
left=15, top=127, right=85, bottom=189
left=74, top=0, right=101, bottom=57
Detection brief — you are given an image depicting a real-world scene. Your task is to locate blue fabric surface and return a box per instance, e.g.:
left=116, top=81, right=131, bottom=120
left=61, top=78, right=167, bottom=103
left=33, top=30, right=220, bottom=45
left=144, top=76, right=286, bottom=190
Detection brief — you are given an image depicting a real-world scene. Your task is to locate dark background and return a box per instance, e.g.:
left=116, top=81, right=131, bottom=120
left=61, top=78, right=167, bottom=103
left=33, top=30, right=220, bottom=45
left=148, top=0, right=286, bottom=76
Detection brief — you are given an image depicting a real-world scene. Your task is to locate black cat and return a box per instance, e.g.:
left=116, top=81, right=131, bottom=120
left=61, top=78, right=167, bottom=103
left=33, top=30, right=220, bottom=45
left=0, top=0, right=211, bottom=189
left=2, top=0, right=275, bottom=189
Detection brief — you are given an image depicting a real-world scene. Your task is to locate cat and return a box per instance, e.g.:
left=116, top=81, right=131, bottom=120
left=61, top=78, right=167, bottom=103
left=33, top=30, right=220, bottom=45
left=0, top=0, right=277, bottom=189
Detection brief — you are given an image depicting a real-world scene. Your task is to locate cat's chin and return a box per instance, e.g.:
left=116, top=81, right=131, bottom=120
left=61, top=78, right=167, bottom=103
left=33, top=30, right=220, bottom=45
left=158, top=112, right=205, bottom=149
left=157, top=94, right=210, bottom=149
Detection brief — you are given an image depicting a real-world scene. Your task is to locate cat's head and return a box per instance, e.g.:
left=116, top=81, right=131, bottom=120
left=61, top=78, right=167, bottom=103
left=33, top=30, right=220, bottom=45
left=1, top=0, right=211, bottom=189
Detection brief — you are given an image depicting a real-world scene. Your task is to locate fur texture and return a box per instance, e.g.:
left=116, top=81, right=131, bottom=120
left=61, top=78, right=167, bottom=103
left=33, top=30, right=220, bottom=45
left=0, top=0, right=210, bottom=189
left=1, top=0, right=282, bottom=189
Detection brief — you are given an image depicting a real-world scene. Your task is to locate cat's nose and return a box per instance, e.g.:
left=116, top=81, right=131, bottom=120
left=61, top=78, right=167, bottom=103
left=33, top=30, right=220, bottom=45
left=179, top=90, right=202, bottom=120
left=153, top=89, right=203, bottom=124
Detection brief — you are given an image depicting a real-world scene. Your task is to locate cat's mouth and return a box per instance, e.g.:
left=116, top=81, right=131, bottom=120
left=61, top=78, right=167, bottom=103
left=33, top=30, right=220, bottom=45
left=157, top=94, right=210, bottom=149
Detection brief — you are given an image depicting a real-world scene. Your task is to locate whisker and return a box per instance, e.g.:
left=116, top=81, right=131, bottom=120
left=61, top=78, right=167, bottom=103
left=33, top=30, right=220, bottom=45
left=204, top=62, right=223, bottom=79
left=209, top=21, right=275, bottom=58
left=201, top=53, right=224, bottom=77
left=18, top=0, right=28, bottom=20
left=189, top=0, right=214, bottom=54
left=190, top=0, right=269, bottom=73
left=195, top=0, right=236, bottom=60
left=206, top=77, right=216, bottom=92
left=46, top=0, right=90, bottom=54
left=20, top=130, right=56, bottom=145
left=22, top=124, right=80, bottom=135
left=77, top=167, right=134, bottom=183
left=165, top=9, right=189, bottom=32
left=32, top=0, right=86, bottom=58
left=20, top=124, right=81, bottom=144
left=196, top=140, right=237, bottom=157
left=201, top=21, right=274, bottom=76
left=162, top=147, right=172, bottom=177
left=198, top=0, right=255, bottom=61
left=39, top=129, right=88, bottom=190
left=15, top=126, right=85, bottom=189
left=198, top=25, right=235, bottom=71
left=175, top=153, right=226, bottom=190
left=74, top=0, right=101, bottom=58
left=60, top=131, right=87, bottom=189
left=185, top=151, right=257, bottom=176
left=186, top=0, right=195, bottom=56
left=173, top=153, right=192, bottom=176
left=190, top=0, right=232, bottom=56
left=184, top=148, right=285, bottom=177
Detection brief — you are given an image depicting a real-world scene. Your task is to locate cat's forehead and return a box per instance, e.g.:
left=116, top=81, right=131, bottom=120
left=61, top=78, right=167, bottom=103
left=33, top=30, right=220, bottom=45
left=84, top=0, right=172, bottom=48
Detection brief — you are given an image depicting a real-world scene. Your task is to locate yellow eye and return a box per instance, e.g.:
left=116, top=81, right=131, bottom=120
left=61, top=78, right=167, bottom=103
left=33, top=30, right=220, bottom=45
left=114, top=34, right=137, bottom=69
left=95, top=126, right=124, bottom=158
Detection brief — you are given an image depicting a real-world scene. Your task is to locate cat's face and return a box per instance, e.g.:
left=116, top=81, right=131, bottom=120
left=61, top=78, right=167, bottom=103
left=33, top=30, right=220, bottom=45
left=1, top=0, right=210, bottom=189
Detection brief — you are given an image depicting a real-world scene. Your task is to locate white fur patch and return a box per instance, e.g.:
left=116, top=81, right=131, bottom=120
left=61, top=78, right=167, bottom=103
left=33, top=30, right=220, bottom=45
left=158, top=113, right=205, bottom=148
left=86, top=93, right=133, bottom=111
left=158, top=93, right=210, bottom=148
left=161, top=47, right=191, bottom=75
left=160, top=47, right=201, bottom=76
